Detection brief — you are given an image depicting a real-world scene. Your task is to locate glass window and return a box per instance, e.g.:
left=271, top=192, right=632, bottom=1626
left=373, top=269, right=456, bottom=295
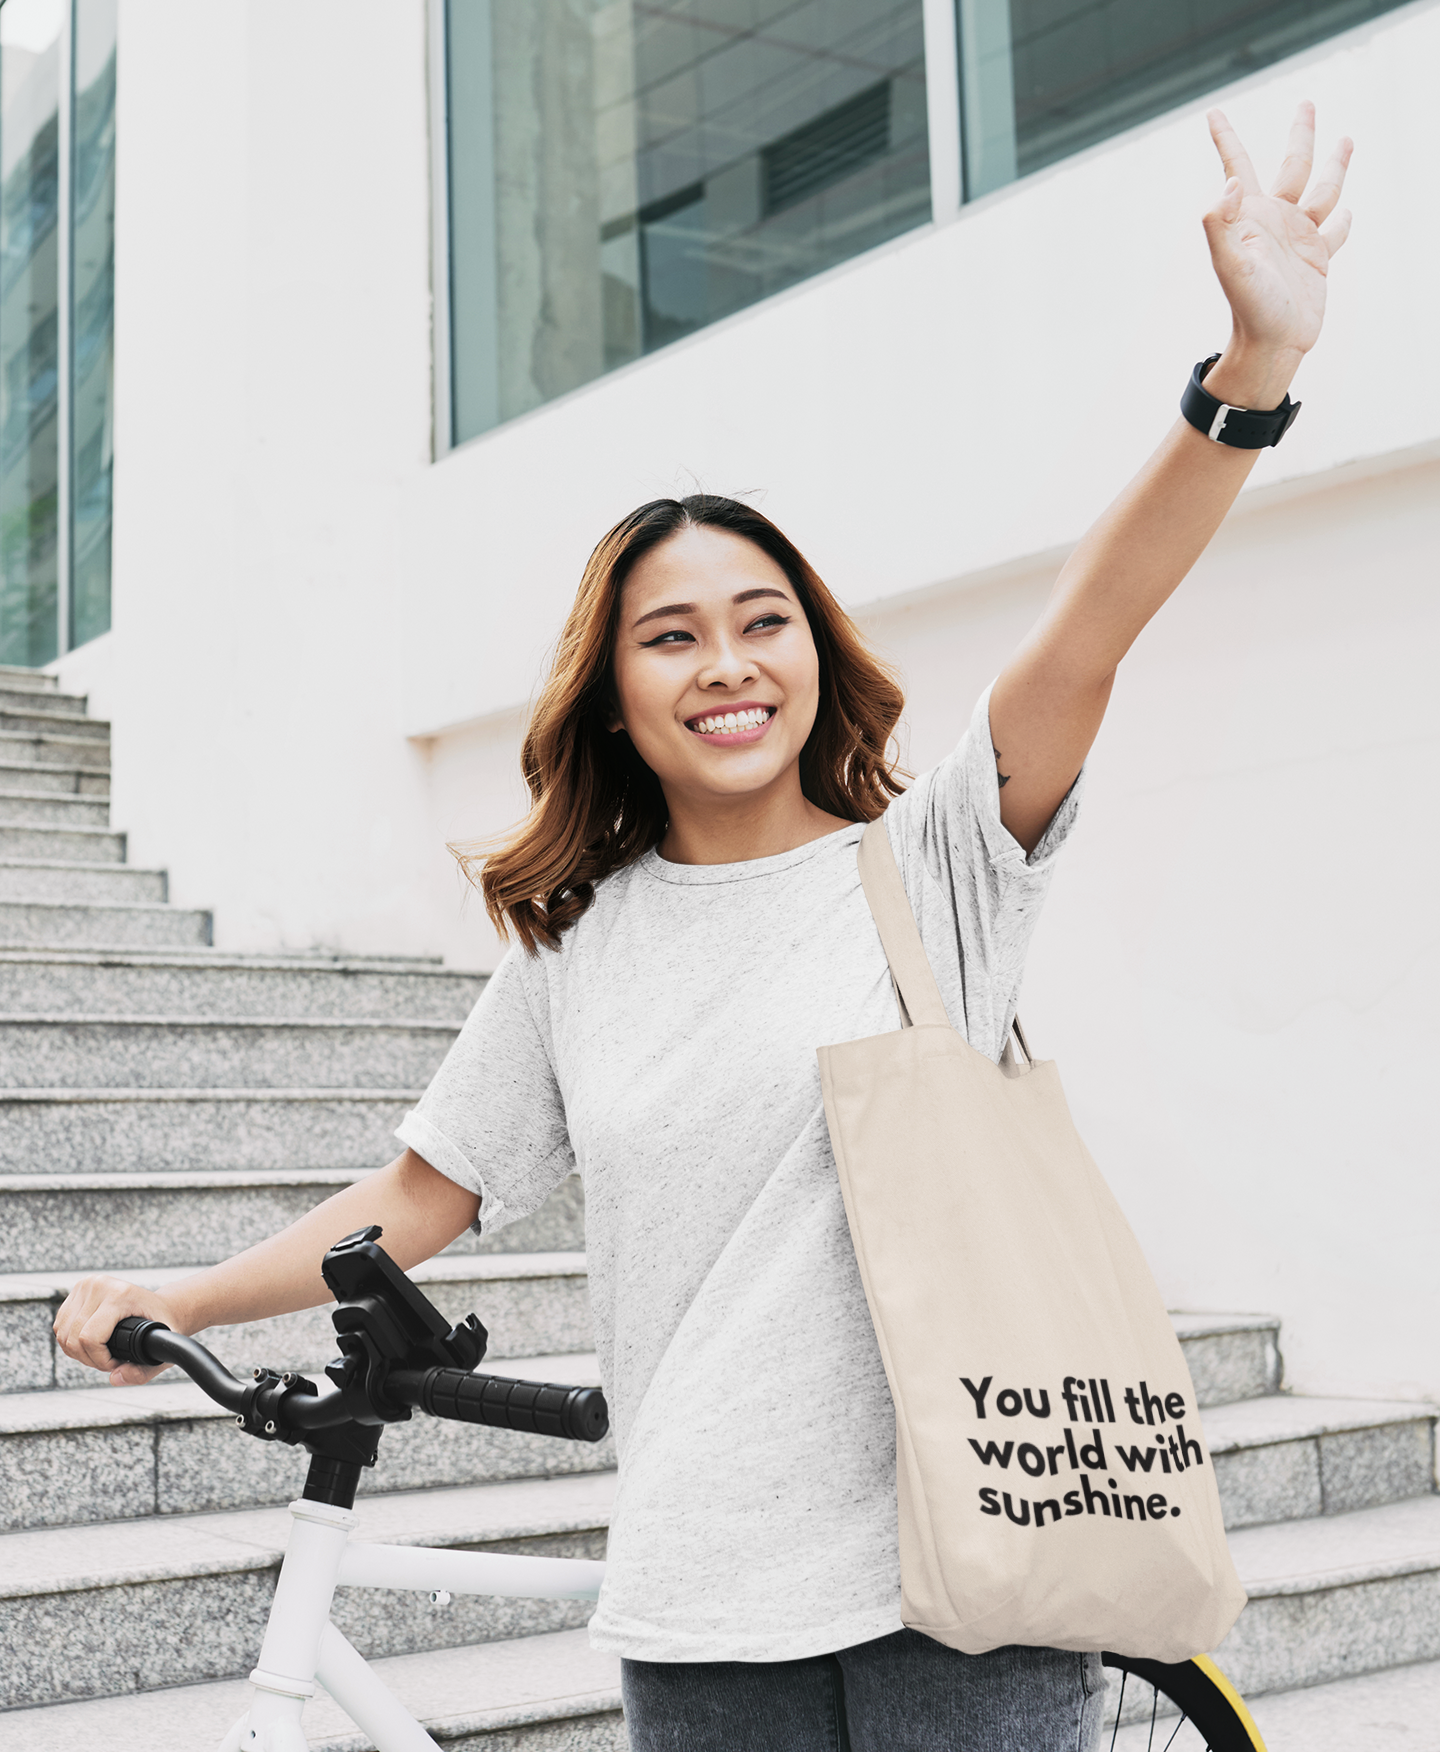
left=70, top=0, right=115, bottom=652
left=444, top=0, right=930, bottom=445
left=0, top=0, right=115, bottom=668
left=960, top=0, right=1413, bottom=200
left=0, top=0, right=61, bottom=668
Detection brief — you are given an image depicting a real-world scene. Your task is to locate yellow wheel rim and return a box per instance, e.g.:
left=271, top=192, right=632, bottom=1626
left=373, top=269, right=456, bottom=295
left=1191, top=1653, right=1268, bottom=1750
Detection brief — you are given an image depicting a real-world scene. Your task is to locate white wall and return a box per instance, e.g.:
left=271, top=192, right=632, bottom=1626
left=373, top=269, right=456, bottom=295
left=50, top=0, right=1440, bottom=1398
left=864, top=456, right=1440, bottom=1407
left=57, top=0, right=442, bottom=957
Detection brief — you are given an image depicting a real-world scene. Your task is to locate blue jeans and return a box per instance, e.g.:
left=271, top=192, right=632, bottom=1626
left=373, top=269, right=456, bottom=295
left=621, top=1631, right=1104, bottom=1751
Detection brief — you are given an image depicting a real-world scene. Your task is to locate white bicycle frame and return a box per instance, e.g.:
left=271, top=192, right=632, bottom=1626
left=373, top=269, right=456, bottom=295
left=218, top=1495, right=606, bottom=1752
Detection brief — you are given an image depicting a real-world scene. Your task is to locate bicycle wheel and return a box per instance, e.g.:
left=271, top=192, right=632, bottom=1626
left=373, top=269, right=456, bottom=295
left=1101, top=1652, right=1267, bottom=1751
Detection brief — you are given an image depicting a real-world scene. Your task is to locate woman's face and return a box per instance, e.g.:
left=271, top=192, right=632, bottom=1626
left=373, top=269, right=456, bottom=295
left=611, top=525, right=821, bottom=808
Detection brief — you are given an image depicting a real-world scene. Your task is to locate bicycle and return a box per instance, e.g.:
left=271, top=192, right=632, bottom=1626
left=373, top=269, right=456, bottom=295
left=106, top=1227, right=1267, bottom=1751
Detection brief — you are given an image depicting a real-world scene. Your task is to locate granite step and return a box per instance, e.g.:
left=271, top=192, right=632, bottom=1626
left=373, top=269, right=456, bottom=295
left=0, top=759, right=108, bottom=797
left=9, top=1498, right=1440, bottom=1737
left=1214, top=1495, right=1440, bottom=1699
left=0, top=728, right=110, bottom=769
left=0, top=707, right=108, bottom=741
left=1171, top=1311, right=1280, bottom=1409
left=0, top=685, right=87, bottom=716
left=0, top=789, right=110, bottom=825
left=0, top=1624, right=625, bottom=1749
left=0, top=947, right=485, bottom=1019
left=0, top=1087, right=418, bottom=1171
left=0, top=665, right=59, bottom=692
left=1205, top=1393, right=1434, bottom=1529
left=0, top=1014, right=459, bottom=1088
left=0, top=1250, right=594, bottom=1393
left=0, top=824, right=125, bottom=862
left=0, top=858, right=163, bottom=902
left=0, top=1350, right=612, bottom=1530
left=0, top=1167, right=585, bottom=1273
left=0, top=1472, right=616, bottom=1710
left=0, top=896, right=208, bottom=947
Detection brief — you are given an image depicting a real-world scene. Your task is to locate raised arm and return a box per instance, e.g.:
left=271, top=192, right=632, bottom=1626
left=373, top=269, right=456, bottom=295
left=990, top=103, right=1353, bottom=851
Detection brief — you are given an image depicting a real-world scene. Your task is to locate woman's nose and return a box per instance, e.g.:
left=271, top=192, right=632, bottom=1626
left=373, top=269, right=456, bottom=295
left=697, top=641, right=757, bottom=689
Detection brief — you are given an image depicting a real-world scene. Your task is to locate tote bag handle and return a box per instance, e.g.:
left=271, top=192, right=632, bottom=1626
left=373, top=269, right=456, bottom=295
left=859, top=818, right=1033, bottom=1067
left=857, top=819, right=950, bottom=1029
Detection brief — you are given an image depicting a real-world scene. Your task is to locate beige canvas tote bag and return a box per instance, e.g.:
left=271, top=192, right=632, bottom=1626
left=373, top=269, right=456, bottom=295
left=816, top=818, right=1246, bottom=1662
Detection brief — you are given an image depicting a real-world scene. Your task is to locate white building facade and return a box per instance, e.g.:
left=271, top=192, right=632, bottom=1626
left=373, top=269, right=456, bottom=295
left=15, top=0, right=1440, bottom=1410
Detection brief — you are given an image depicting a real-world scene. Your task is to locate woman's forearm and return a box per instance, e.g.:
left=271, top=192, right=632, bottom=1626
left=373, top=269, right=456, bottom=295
left=1001, top=344, right=1287, bottom=682
left=54, top=1149, right=480, bottom=1383
left=988, top=105, right=1352, bottom=851
left=1028, top=340, right=1298, bottom=682
left=989, top=342, right=1294, bottom=848
left=170, top=1150, right=480, bottom=1332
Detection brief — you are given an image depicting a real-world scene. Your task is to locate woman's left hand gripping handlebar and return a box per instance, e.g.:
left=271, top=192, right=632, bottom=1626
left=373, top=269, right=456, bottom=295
left=54, top=1275, right=190, bottom=1387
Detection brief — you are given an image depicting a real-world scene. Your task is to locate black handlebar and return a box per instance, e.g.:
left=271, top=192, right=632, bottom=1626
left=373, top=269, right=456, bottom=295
left=106, top=1223, right=611, bottom=1502
left=108, top=1317, right=608, bottom=1445
left=110, top=1318, right=249, bottom=1412
left=393, top=1365, right=610, bottom=1443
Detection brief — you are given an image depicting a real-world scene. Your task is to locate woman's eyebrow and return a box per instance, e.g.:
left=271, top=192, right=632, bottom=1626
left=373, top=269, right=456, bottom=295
left=632, top=587, right=788, bottom=630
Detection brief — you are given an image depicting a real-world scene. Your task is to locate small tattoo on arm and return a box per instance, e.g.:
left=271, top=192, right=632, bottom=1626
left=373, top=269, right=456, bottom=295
left=992, top=745, right=1011, bottom=789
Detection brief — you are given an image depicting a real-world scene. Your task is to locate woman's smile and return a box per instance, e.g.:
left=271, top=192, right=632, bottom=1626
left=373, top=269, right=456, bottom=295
left=685, top=703, right=777, bottom=744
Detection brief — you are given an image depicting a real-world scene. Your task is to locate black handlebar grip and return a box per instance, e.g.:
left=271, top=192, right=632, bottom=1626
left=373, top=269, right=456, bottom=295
left=108, top=1316, right=171, bottom=1367
left=419, top=1369, right=609, bottom=1443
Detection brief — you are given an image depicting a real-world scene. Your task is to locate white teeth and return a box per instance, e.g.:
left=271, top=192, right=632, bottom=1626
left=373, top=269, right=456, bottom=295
left=692, top=707, right=771, bottom=735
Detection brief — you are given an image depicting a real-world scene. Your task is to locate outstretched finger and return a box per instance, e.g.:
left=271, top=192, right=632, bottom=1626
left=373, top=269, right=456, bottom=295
left=1270, top=100, right=1316, bottom=202
left=1303, top=136, right=1353, bottom=226
left=1320, top=207, right=1353, bottom=257
left=1207, top=109, right=1261, bottom=195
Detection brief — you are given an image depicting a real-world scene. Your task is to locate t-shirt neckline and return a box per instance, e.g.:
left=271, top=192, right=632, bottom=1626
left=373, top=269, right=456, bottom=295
left=638, top=820, right=865, bottom=886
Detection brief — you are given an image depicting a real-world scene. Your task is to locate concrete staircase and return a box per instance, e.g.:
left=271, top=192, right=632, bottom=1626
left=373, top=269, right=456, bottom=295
left=0, top=666, right=623, bottom=1747
left=1, top=665, right=1436, bottom=1748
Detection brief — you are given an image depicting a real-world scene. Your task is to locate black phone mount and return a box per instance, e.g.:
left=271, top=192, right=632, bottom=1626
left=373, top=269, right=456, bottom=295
left=241, top=1224, right=491, bottom=1506
left=321, top=1224, right=487, bottom=1417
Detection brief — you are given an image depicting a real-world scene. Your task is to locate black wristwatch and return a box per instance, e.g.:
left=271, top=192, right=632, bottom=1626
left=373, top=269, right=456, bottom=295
left=1181, top=353, right=1300, bottom=449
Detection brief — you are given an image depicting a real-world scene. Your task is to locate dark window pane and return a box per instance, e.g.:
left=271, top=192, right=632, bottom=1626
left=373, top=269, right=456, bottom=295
left=963, top=0, right=1413, bottom=196
left=71, top=0, right=116, bottom=650
left=0, top=0, right=63, bottom=667
left=446, top=1, right=931, bottom=443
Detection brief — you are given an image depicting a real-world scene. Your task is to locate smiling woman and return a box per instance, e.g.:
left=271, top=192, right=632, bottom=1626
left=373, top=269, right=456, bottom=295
left=466, top=494, right=905, bottom=953
left=54, top=101, right=1355, bottom=1752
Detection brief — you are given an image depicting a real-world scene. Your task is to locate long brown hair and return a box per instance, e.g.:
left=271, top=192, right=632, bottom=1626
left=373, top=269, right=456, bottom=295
left=463, top=494, right=906, bottom=953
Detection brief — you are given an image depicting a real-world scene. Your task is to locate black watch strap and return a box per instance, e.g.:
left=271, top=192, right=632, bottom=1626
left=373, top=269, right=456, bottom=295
left=1181, top=353, right=1300, bottom=449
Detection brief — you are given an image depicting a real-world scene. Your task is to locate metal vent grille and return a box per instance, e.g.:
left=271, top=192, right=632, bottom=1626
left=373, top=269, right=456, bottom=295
left=762, top=81, right=892, bottom=217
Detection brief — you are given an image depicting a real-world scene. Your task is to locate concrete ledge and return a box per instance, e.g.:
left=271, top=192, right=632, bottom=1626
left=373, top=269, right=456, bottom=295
left=0, top=1168, right=584, bottom=1271
left=0, top=1086, right=420, bottom=1172
left=0, top=1015, right=459, bottom=1088
left=0, top=1625, right=624, bottom=1750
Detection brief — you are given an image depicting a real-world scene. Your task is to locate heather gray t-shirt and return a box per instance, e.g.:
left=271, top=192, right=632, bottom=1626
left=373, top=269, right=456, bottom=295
left=397, top=685, right=1081, bottom=1662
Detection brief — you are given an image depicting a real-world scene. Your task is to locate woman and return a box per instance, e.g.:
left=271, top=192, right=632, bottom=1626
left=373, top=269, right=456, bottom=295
left=56, top=108, right=1351, bottom=1749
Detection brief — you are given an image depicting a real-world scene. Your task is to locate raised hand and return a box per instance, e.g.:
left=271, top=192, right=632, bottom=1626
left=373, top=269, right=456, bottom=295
left=1203, top=102, right=1352, bottom=366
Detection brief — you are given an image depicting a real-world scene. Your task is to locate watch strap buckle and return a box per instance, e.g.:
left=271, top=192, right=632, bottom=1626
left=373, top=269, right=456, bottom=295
left=1182, top=353, right=1300, bottom=450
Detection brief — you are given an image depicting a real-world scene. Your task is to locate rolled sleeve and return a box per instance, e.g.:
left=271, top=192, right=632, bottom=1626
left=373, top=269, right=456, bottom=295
left=396, top=948, right=576, bottom=1235
left=884, top=681, right=1083, bottom=1061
